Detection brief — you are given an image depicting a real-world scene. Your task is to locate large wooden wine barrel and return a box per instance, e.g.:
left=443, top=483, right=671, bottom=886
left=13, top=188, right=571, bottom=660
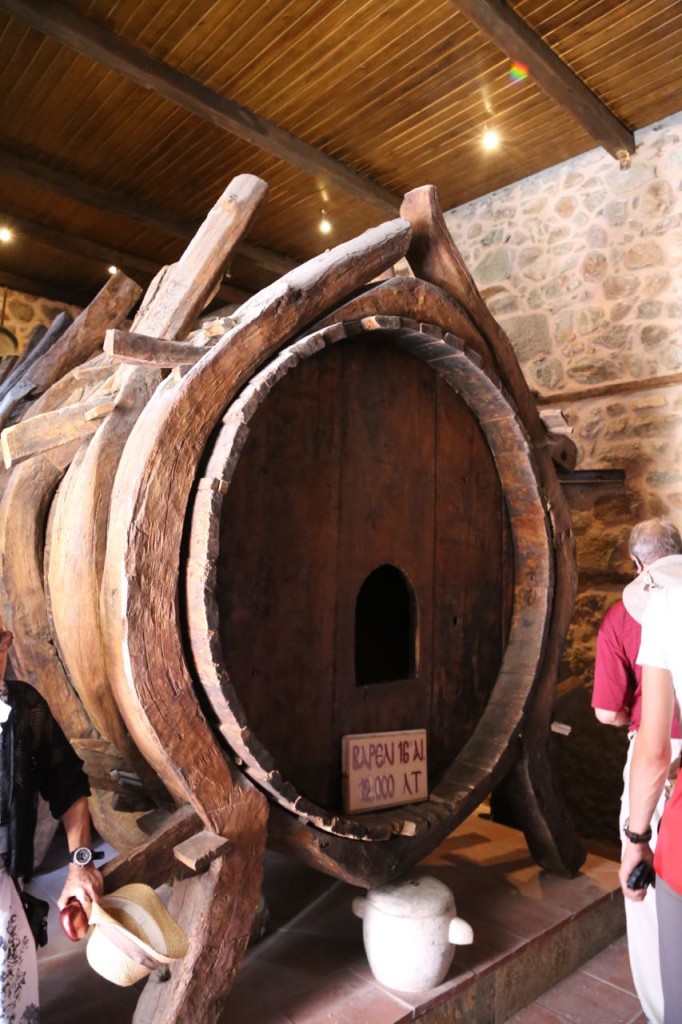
left=0, top=178, right=580, bottom=1022
left=187, top=317, right=544, bottom=845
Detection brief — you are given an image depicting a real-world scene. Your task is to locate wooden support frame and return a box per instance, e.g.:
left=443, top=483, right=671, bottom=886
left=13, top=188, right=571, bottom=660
left=45, top=174, right=270, bottom=805
left=1, top=392, right=117, bottom=467
left=0, top=0, right=401, bottom=215
left=0, top=311, right=72, bottom=407
left=0, top=148, right=295, bottom=279
left=0, top=211, right=251, bottom=306
left=450, top=0, right=634, bottom=160
left=0, top=269, right=91, bottom=308
left=401, top=185, right=583, bottom=876
left=104, top=328, right=212, bottom=367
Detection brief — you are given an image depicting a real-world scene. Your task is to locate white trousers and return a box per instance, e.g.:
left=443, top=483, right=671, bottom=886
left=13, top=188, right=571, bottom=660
left=0, top=864, right=39, bottom=1024
left=621, top=733, right=682, bottom=1024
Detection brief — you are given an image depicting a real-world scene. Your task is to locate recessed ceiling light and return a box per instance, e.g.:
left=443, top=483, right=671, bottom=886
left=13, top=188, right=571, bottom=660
left=319, top=209, right=332, bottom=235
left=108, top=265, right=118, bottom=275
left=0, top=227, right=13, bottom=244
left=482, top=129, right=500, bottom=151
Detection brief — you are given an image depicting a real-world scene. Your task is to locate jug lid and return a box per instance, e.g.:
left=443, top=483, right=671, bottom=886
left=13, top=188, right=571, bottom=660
left=365, top=875, right=455, bottom=919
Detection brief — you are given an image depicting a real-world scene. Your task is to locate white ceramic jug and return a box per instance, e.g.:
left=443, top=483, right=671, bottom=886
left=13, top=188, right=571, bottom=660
left=352, top=874, right=473, bottom=993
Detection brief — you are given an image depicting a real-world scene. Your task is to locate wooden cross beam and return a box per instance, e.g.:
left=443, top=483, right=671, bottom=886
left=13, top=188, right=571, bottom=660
left=450, top=0, right=635, bottom=161
left=0, top=211, right=252, bottom=307
left=0, top=392, right=117, bottom=467
left=104, top=328, right=213, bottom=367
left=0, top=268, right=92, bottom=308
left=0, top=148, right=296, bottom=279
left=0, top=0, right=401, bottom=215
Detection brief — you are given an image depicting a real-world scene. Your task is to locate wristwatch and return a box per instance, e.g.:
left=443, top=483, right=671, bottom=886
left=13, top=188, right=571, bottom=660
left=622, top=819, right=653, bottom=844
left=69, top=846, right=104, bottom=867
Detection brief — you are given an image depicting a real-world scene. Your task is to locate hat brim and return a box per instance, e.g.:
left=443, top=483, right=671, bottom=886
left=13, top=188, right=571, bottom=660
left=623, top=554, right=682, bottom=623
left=87, top=884, right=188, bottom=987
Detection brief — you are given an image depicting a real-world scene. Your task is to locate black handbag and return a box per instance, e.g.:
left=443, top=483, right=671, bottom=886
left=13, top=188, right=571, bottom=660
left=17, top=885, right=49, bottom=948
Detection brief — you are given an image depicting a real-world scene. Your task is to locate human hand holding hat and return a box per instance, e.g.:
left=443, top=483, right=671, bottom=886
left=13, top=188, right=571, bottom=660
left=86, top=884, right=188, bottom=986
left=59, top=861, right=104, bottom=917
left=61, top=898, right=90, bottom=942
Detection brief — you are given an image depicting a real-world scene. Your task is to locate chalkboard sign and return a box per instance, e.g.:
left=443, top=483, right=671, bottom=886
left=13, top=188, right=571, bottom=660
left=342, top=729, right=428, bottom=813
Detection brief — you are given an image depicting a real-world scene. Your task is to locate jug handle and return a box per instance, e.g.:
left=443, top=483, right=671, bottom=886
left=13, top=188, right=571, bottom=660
left=352, top=896, right=367, bottom=920
left=448, top=916, right=474, bottom=945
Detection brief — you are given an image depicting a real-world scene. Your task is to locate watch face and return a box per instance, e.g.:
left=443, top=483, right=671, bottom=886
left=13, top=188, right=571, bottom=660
left=72, top=847, right=92, bottom=867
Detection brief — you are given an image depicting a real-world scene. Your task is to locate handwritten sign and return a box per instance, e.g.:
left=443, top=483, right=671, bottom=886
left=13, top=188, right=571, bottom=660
left=342, top=729, right=428, bottom=813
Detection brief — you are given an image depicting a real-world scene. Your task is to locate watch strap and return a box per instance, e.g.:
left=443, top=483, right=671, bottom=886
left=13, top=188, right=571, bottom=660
left=623, top=819, right=652, bottom=844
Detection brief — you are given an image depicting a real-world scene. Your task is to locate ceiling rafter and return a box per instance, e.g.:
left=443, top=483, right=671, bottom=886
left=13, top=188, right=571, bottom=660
left=0, top=148, right=296, bottom=278
left=449, top=0, right=635, bottom=161
left=0, top=0, right=401, bottom=215
left=0, top=210, right=252, bottom=306
left=0, top=268, right=92, bottom=307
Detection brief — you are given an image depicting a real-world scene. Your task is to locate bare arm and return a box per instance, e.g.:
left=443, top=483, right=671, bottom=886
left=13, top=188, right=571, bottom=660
left=57, top=796, right=103, bottom=911
left=619, top=665, right=674, bottom=900
left=594, top=707, right=630, bottom=727
left=592, top=608, right=634, bottom=728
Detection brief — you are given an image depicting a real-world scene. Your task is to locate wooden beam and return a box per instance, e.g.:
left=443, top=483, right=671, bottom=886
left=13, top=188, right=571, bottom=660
left=104, top=328, right=212, bottom=367
left=0, top=149, right=295, bottom=278
left=0, top=271, right=140, bottom=429
left=0, top=210, right=251, bottom=306
left=0, top=311, right=72, bottom=404
left=449, top=0, right=635, bottom=160
left=1, top=393, right=118, bottom=468
left=0, top=268, right=91, bottom=308
left=102, top=805, right=203, bottom=892
left=0, top=0, right=401, bottom=215
left=173, top=831, right=231, bottom=874
left=535, top=371, right=682, bottom=406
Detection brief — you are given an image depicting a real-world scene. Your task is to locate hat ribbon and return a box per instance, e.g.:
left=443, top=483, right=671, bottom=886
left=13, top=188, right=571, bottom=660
left=98, top=923, right=165, bottom=973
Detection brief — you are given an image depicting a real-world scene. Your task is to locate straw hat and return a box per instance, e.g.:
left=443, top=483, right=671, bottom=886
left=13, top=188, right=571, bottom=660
left=86, top=884, right=188, bottom=987
left=623, top=554, right=682, bottom=624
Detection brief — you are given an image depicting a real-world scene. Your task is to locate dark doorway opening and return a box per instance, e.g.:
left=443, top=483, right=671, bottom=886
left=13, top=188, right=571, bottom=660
left=355, top=564, right=416, bottom=685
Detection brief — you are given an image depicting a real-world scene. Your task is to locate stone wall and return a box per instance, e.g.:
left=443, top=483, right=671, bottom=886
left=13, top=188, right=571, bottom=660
left=0, top=286, right=81, bottom=354
left=445, top=110, right=682, bottom=844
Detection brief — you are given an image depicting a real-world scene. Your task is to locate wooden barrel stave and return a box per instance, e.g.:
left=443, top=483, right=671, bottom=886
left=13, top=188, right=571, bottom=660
left=185, top=310, right=551, bottom=859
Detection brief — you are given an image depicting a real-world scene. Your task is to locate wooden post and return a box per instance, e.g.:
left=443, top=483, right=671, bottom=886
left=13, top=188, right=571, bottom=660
left=44, top=174, right=270, bottom=842
left=101, top=217, right=411, bottom=822
left=0, top=275, right=140, bottom=428
left=400, top=185, right=583, bottom=875
left=133, top=786, right=267, bottom=1024
left=0, top=311, right=71, bottom=402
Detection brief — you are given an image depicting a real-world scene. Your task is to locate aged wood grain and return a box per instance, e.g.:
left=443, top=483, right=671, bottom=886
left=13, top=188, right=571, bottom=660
left=47, top=175, right=269, bottom=785
left=102, top=218, right=412, bottom=832
left=185, top=311, right=550, bottom=870
left=400, top=186, right=582, bottom=875
left=104, top=327, right=213, bottom=366
left=0, top=391, right=117, bottom=467
left=0, top=443, right=93, bottom=734
left=0, top=312, right=71, bottom=404
left=0, top=272, right=140, bottom=429
left=133, top=786, right=266, bottom=1024
left=0, top=356, right=116, bottom=739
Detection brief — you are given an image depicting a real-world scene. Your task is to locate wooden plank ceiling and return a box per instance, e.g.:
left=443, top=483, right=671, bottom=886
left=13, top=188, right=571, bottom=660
left=0, top=0, right=679, bottom=307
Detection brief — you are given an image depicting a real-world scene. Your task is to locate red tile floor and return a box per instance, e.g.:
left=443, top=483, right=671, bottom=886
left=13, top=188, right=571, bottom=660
left=507, top=938, right=645, bottom=1023
left=33, top=810, right=640, bottom=1024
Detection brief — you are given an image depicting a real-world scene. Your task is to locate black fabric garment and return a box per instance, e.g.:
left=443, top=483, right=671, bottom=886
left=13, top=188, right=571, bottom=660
left=0, top=680, right=90, bottom=881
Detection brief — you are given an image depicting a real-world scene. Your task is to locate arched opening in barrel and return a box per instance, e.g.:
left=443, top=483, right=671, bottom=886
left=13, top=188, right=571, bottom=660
left=355, top=564, right=417, bottom=685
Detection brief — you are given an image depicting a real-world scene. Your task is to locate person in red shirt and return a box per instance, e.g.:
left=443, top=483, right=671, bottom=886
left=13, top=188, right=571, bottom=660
left=593, top=518, right=682, bottom=1024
